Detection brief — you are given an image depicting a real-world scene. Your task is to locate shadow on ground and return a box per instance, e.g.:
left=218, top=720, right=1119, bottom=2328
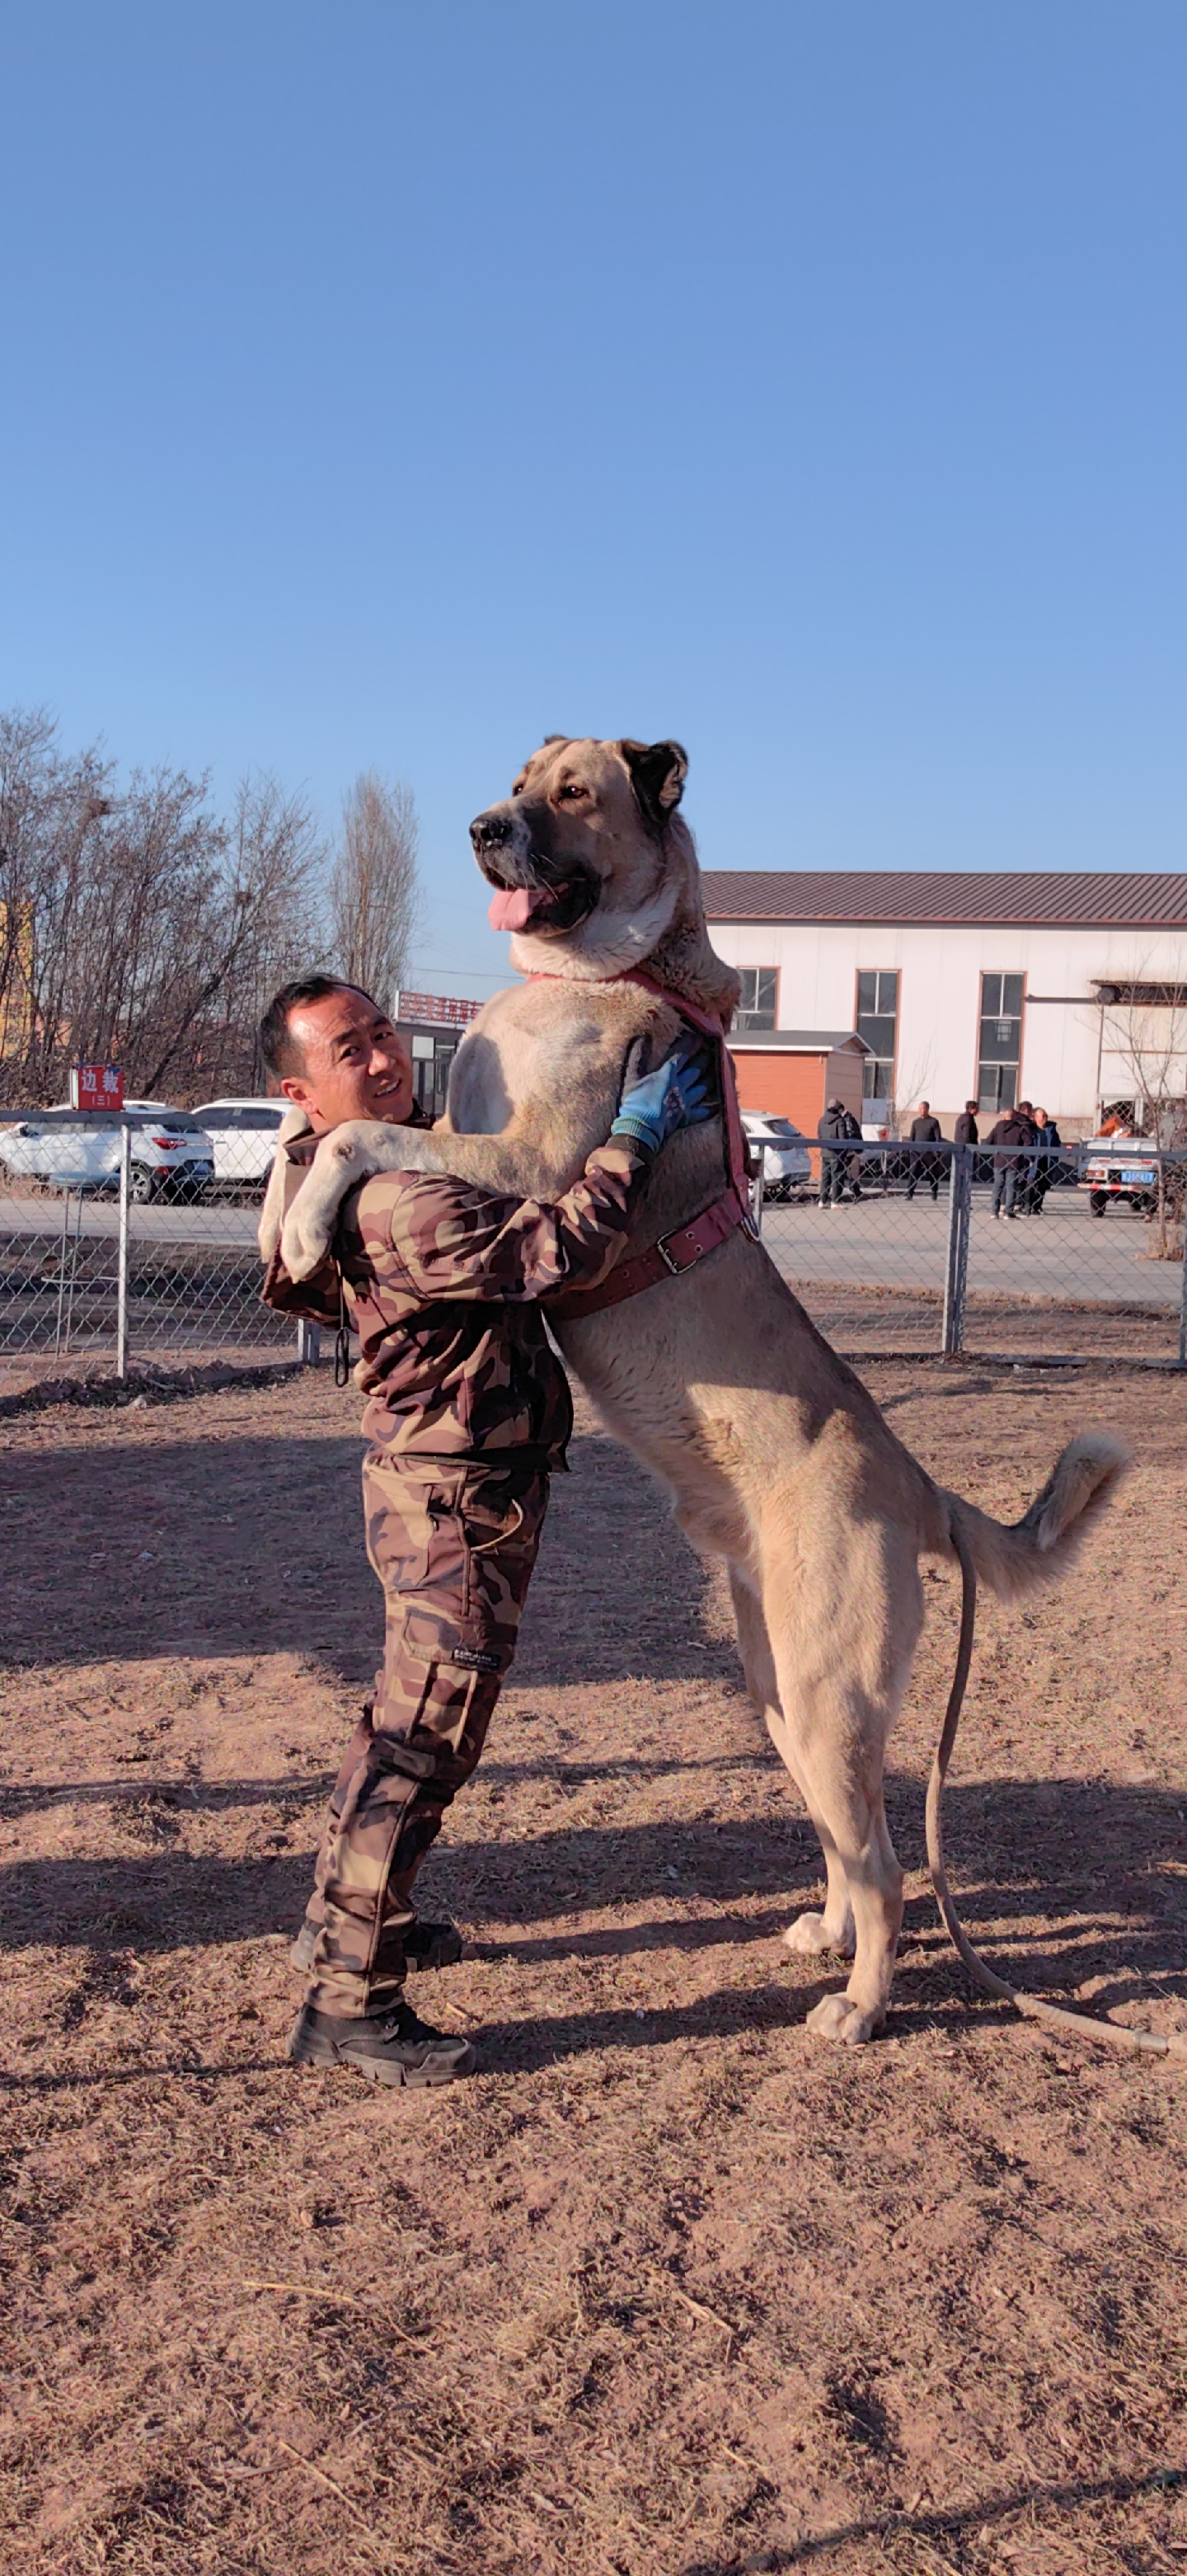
left=679, top=2466, right=1187, bottom=2573
left=3, top=1781, right=1184, bottom=2028
left=0, top=1427, right=739, bottom=1686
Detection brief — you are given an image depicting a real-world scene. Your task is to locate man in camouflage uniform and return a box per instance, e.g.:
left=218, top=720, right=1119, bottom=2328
left=260, top=973, right=712, bottom=2088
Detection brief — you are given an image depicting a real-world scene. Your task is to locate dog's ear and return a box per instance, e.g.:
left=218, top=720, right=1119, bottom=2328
left=620, top=739, right=688, bottom=831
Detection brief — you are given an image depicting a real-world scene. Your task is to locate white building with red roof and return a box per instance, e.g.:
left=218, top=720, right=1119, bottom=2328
left=701, top=870, right=1187, bottom=1136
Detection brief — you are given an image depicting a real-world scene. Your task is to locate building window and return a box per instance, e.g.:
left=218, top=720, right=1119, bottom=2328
left=405, top=1027, right=460, bottom=1117
left=734, top=966, right=777, bottom=1031
left=856, top=970, right=898, bottom=1101
left=978, top=973, right=1024, bottom=1111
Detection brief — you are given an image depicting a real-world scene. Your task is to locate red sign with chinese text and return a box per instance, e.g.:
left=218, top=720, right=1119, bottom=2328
left=70, top=1065, right=124, bottom=1110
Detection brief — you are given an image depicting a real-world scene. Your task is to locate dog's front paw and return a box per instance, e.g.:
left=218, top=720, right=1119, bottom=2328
left=281, top=1132, right=376, bottom=1279
left=258, top=1105, right=316, bottom=1260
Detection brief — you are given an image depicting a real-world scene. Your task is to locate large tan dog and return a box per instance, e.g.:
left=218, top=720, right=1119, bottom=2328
left=267, top=736, right=1125, bottom=2045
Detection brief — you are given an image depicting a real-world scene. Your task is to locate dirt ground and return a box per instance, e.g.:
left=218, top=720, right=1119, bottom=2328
left=2, top=1359, right=1185, bottom=2576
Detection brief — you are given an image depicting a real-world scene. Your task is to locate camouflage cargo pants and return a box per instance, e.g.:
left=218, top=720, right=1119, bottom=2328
left=301, top=1451, right=548, bottom=2018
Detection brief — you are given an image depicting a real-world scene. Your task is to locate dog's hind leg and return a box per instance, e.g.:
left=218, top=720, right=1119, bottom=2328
left=728, top=1565, right=857, bottom=1959
left=759, top=1505, right=922, bottom=2044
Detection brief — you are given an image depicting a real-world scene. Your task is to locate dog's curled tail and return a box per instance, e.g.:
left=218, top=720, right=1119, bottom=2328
left=941, top=1431, right=1129, bottom=1603
left=929, top=1431, right=1186, bottom=2061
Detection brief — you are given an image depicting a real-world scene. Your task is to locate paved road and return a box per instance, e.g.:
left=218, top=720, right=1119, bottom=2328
left=1, top=1182, right=1180, bottom=1310
left=0, top=1195, right=261, bottom=1246
left=760, top=1187, right=1182, bottom=1309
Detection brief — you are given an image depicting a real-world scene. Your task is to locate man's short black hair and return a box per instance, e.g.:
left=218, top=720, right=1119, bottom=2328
left=259, top=975, right=378, bottom=1079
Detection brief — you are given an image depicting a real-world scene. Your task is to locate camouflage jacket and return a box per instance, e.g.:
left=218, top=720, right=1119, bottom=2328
left=261, top=1120, right=651, bottom=1468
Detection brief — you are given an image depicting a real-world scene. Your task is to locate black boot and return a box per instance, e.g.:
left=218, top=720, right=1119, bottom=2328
left=288, top=1998, right=475, bottom=2087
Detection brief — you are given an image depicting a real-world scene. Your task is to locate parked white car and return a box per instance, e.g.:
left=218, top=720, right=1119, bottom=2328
left=740, top=1111, right=812, bottom=1201
left=0, top=1107, right=213, bottom=1201
left=190, top=1098, right=288, bottom=1188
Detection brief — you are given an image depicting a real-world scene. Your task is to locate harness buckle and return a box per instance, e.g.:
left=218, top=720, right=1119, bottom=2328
left=656, top=1229, right=694, bottom=1276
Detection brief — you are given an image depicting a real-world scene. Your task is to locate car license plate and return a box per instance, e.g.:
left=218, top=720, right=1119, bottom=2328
left=1122, top=1167, right=1155, bottom=1184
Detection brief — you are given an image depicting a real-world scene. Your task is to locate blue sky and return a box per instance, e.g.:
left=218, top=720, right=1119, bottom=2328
left=2, top=2, right=1184, bottom=999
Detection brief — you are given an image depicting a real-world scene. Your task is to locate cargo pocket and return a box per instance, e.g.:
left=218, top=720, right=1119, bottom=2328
left=362, top=1460, right=439, bottom=1596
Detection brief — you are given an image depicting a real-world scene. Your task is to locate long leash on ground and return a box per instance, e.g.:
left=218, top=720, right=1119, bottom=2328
left=544, top=967, right=758, bottom=1323
left=930, top=1524, right=1185, bottom=2061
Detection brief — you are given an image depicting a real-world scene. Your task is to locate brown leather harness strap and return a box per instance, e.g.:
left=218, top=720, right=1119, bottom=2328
left=545, top=966, right=758, bottom=1322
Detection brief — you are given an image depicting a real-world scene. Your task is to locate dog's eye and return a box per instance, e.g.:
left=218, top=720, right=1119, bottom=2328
left=556, top=783, right=584, bottom=801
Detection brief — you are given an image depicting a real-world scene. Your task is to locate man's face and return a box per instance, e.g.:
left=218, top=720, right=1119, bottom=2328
left=279, top=988, right=415, bottom=1132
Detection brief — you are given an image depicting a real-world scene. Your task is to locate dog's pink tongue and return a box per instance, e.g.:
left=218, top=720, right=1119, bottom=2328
left=487, top=886, right=537, bottom=932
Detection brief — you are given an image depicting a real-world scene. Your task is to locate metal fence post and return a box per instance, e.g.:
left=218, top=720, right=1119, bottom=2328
left=1180, top=1176, right=1187, bottom=1369
left=296, top=1319, right=321, bottom=1366
left=53, top=1190, right=73, bottom=1360
left=115, top=1120, right=131, bottom=1379
left=942, top=1145, right=971, bottom=1357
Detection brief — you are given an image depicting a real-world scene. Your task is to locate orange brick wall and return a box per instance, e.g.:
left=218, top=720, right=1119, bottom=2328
left=727, top=1047, right=864, bottom=1129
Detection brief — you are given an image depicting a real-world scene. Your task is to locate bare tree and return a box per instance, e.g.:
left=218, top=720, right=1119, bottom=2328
left=0, top=710, right=329, bottom=1105
left=1096, top=962, right=1187, bottom=1254
left=890, top=1038, right=939, bottom=1137
left=0, top=710, right=124, bottom=1098
left=328, top=772, right=421, bottom=1013
left=141, top=774, right=327, bottom=1098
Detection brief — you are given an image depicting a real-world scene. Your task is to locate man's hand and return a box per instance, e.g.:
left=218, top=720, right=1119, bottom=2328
left=610, top=1031, right=718, bottom=1158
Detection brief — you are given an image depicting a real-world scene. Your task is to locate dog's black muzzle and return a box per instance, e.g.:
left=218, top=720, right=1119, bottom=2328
left=470, top=801, right=600, bottom=934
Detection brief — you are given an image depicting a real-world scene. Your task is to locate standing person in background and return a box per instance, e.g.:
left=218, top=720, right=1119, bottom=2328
left=1015, top=1100, right=1039, bottom=1214
left=817, top=1097, right=863, bottom=1206
left=989, top=1103, right=1032, bottom=1219
left=954, top=1100, right=979, bottom=1149
left=1026, top=1106, right=1063, bottom=1215
left=905, top=1101, right=943, bottom=1201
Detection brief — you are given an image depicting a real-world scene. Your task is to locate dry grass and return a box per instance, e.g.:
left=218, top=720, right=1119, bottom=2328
left=2, top=1361, right=1185, bottom=2574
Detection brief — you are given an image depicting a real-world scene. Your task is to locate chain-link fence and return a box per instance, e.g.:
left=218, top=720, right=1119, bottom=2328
left=757, top=1142, right=1187, bottom=1362
left=0, top=1110, right=303, bottom=1388
left=2, top=1117, right=1185, bottom=1387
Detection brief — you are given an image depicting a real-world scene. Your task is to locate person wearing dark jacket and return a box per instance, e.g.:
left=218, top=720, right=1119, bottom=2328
left=989, top=1107, right=1032, bottom=1217
left=1026, top=1107, right=1063, bottom=1214
left=954, top=1101, right=979, bottom=1149
left=905, top=1102, right=943, bottom=1201
left=817, top=1098, right=862, bottom=1206
left=1012, top=1100, right=1040, bottom=1210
